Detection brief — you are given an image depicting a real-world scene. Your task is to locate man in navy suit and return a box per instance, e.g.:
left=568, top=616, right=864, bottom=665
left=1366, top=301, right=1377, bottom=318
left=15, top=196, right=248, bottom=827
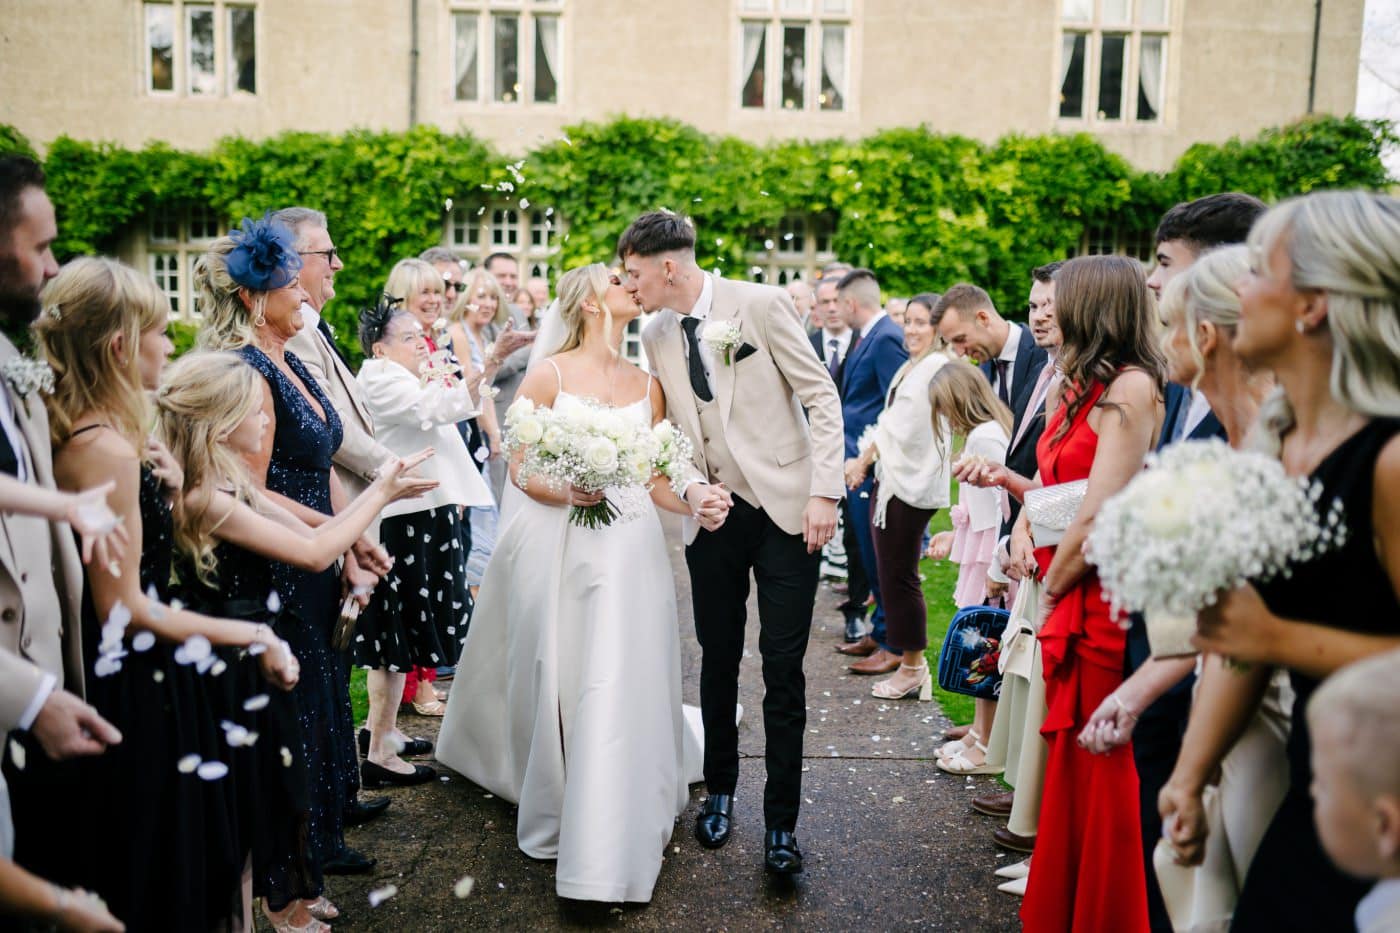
left=831, top=270, right=908, bottom=674
left=935, top=284, right=1048, bottom=530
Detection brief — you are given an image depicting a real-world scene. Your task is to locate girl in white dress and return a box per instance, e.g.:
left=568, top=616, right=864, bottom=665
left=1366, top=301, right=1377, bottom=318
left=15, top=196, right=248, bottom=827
left=437, top=263, right=706, bottom=904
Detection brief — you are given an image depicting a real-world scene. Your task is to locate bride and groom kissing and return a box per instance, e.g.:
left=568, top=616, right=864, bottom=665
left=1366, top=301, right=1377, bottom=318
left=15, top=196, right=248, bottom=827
left=436, top=210, right=845, bottom=903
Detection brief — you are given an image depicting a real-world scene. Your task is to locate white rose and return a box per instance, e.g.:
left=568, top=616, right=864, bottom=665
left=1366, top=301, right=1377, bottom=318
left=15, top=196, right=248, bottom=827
left=652, top=420, right=676, bottom=446
left=541, top=426, right=567, bottom=456
left=597, top=412, right=627, bottom=440
left=1138, top=473, right=1192, bottom=537
left=513, top=416, right=544, bottom=446
left=627, top=454, right=653, bottom=483
left=584, top=437, right=619, bottom=474
left=505, top=397, right=534, bottom=423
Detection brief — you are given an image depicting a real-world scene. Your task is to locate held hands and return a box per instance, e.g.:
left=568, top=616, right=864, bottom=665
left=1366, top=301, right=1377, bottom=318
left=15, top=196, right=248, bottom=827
left=1077, top=692, right=1139, bottom=754
left=924, top=531, right=954, bottom=561
left=144, top=436, right=184, bottom=496
left=1159, top=780, right=1211, bottom=866
left=62, top=481, right=129, bottom=567
left=685, top=483, right=732, bottom=532
left=31, top=689, right=122, bottom=760
left=255, top=631, right=300, bottom=691
left=1008, top=525, right=1038, bottom=581
left=1193, top=583, right=1278, bottom=664
left=802, top=496, right=838, bottom=554
left=843, top=457, right=869, bottom=491
left=374, top=449, right=440, bottom=503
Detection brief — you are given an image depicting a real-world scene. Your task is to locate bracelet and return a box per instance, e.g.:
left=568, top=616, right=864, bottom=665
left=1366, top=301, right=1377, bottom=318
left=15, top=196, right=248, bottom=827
left=1111, top=693, right=1139, bottom=721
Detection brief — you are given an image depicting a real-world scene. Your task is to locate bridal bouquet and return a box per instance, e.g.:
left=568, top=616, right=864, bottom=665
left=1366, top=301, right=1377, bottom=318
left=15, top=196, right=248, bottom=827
left=504, top=397, right=694, bottom=528
left=1086, top=439, right=1343, bottom=657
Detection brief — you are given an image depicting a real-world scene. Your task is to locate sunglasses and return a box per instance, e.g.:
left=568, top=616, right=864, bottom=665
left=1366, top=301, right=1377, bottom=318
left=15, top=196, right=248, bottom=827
left=443, top=278, right=464, bottom=293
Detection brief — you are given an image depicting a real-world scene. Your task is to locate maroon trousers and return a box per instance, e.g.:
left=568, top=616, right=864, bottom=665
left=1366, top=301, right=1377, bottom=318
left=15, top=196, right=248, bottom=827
left=869, top=483, right=935, bottom=653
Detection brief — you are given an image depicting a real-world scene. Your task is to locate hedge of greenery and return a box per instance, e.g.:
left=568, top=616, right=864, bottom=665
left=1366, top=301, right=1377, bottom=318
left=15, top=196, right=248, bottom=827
left=3, top=114, right=1393, bottom=361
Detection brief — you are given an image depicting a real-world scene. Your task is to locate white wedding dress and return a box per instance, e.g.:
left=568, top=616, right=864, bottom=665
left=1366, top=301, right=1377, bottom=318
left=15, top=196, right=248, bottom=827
left=437, top=377, right=704, bottom=903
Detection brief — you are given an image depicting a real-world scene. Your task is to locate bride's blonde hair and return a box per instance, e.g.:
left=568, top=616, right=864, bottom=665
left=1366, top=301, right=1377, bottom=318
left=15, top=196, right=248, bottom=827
left=155, top=351, right=263, bottom=584
left=552, top=264, right=614, bottom=355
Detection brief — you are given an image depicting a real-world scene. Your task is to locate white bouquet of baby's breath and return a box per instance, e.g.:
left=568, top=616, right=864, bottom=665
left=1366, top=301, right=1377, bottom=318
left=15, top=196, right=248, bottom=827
left=1086, top=439, right=1344, bottom=657
left=504, top=397, right=693, bottom=528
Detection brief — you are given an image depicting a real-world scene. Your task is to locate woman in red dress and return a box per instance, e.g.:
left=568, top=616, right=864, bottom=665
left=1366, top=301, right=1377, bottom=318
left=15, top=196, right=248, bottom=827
left=1008, top=255, right=1167, bottom=932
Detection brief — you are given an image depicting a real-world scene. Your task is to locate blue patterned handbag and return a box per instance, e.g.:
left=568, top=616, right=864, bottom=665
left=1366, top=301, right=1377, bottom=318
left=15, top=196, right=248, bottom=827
left=936, top=599, right=1010, bottom=700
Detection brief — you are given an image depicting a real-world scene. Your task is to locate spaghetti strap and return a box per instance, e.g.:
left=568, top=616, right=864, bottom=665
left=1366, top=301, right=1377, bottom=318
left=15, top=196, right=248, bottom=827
left=544, top=357, right=564, bottom=394
left=70, top=424, right=107, bottom=437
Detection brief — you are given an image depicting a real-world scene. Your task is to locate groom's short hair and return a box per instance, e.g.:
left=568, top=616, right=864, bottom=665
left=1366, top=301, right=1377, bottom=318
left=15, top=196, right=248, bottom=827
left=836, top=268, right=881, bottom=311
left=617, top=211, right=696, bottom=258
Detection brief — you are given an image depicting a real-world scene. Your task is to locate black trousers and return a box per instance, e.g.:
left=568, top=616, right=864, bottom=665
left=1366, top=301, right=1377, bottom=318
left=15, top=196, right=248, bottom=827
left=685, top=496, right=820, bottom=833
left=841, top=498, right=870, bottom=614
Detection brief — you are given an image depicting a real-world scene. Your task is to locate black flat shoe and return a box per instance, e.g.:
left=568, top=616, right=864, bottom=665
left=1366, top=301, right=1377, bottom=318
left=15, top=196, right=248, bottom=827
left=764, top=830, right=803, bottom=875
left=843, top=612, right=866, bottom=643
left=361, top=759, right=438, bottom=788
left=344, top=795, right=390, bottom=827
left=695, top=794, right=734, bottom=849
left=322, top=846, right=377, bottom=875
left=358, top=728, right=433, bottom=758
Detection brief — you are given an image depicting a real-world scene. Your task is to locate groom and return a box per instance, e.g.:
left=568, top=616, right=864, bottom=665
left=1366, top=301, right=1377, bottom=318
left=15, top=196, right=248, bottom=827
left=620, top=211, right=844, bottom=876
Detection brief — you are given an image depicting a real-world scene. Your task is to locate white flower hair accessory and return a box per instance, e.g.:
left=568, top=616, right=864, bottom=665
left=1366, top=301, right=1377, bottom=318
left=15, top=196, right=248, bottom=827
left=3, top=356, right=55, bottom=398
left=700, top=320, right=743, bottom=365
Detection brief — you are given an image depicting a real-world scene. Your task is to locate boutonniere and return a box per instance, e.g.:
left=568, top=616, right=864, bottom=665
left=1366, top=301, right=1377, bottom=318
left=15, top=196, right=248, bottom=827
left=701, top=321, right=743, bottom=365
left=2, top=356, right=54, bottom=398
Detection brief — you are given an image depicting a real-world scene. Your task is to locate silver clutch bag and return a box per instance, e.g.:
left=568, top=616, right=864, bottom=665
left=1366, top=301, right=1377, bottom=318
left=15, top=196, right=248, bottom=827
left=1023, top=479, right=1088, bottom=548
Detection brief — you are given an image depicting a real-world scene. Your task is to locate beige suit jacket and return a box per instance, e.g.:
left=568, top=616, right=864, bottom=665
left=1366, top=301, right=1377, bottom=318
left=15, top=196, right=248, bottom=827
left=0, top=335, right=85, bottom=730
left=642, top=274, right=844, bottom=544
left=286, top=305, right=393, bottom=504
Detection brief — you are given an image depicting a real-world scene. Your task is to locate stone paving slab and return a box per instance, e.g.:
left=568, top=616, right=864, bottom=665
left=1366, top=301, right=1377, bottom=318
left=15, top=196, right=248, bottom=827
left=299, top=515, right=1023, bottom=930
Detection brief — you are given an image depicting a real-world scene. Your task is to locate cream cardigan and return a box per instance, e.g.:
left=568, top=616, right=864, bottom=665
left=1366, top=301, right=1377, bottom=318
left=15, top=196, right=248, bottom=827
left=867, top=351, right=953, bottom=527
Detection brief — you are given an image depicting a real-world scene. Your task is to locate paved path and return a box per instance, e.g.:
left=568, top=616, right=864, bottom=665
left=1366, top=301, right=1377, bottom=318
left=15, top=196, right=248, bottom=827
left=311, top=514, right=1023, bottom=930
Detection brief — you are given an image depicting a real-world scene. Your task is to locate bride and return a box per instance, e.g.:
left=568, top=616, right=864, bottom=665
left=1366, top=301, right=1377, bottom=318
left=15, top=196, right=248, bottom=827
left=437, top=263, right=727, bottom=903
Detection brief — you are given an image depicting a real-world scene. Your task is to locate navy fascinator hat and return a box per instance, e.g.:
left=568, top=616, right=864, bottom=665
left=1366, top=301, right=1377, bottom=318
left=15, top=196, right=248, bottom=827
left=226, top=215, right=302, bottom=292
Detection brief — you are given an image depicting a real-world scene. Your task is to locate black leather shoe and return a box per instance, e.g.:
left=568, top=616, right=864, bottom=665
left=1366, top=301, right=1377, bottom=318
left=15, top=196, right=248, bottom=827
left=843, top=612, right=866, bottom=643
left=695, top=794, right=734, bottom=849
left=764, top=830, right=803, bottom=875
left=343, top=795, right=390, bottom=827
left=322, top=846, right=377, bottom=875
left=361, top=759, right=438, bottom=788
left=358, top=728, right=433, bottom=758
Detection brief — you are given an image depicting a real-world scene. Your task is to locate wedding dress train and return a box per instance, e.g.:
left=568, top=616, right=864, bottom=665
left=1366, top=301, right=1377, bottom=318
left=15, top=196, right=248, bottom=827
left=437, top=389, right=703, bottom=903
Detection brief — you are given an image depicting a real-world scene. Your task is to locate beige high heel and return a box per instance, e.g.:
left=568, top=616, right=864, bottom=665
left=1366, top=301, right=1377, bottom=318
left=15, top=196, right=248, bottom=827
left=871, top=663, right=933, bottom=701
left=262, top=899, right=331, bottom=933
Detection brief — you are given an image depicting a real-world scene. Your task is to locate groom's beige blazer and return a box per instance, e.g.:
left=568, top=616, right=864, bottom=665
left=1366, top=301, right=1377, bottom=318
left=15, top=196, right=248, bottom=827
left=0, top=333, right=85, bottom=730
left=643, top=274, right=844, bottom=544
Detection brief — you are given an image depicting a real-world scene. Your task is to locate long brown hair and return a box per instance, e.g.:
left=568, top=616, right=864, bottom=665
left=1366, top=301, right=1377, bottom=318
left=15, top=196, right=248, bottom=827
left=928, top=360, right=1013, bottom=447
left=1052, top=255, right=1167, bottom=441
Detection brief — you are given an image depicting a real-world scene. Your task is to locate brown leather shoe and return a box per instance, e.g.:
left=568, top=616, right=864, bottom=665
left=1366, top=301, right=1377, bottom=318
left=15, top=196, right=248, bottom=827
left=972, top=790, right=1015, bottom=817
left=992, top=826, right=1036, bottom=853
left=835, top=635, right=877, bottom=657
left=849, top=648, right=901, bottom=675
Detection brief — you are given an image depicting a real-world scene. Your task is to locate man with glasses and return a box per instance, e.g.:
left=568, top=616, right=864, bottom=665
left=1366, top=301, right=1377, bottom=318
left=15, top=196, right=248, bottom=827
left=419, top=247, right=465, bottom=306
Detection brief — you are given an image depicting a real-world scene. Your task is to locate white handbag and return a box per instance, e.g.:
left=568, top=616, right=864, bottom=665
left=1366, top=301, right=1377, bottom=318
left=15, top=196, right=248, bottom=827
left=1023, top=479, right=1088, bottom=548
left=998, top=577, right=1042, bottom=680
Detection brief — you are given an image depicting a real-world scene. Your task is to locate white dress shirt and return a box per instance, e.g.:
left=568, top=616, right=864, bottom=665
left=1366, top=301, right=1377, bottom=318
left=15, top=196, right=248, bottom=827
left=859, top=309, right=888, bottom=340
left=822, top=327, right=853, bottom=367
left=0, top=389, right=30, bottom=483
left=1183, top=390, right=1215, bottom=438
left=676, top=273, right=717, bottom=397
left=1357, top=878, right=1400, bottom=933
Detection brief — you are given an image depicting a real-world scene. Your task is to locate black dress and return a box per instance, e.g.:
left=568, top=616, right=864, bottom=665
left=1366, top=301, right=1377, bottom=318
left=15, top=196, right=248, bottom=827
left=1231, top=418, right=1400, bottom=932
left=237, top=346, right=358, bottom=871
left=177, top=535, right=321, bottom=911
left=78, top=461, right=242, bottom=930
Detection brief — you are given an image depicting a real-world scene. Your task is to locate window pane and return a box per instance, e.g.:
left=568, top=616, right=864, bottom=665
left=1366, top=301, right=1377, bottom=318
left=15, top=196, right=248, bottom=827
left=1137, top=35, right=1164, bottom=121
left=740, top=23, right=766, bottom=109
left=150, top=207, right=178, bottom=243
left=491, top=208, right=519, bottom=247
left=1097, top=33, right=1127, bottom=120
left=453, top=14, right=479, bottom=100
left=145, top=3, right=174, bottom=92
left=1139, top=0, right=1168, bottom=25
left=530, top=209, right=550, bottom=249
left=493, top=14, right=520, bottom=103
left=189, top=204, right=220, bottom=240
left=186, top=5, right=216, bottom=96
left=819, top=25, right=846, bottom=110
left=534, top=15, right=559, bottom=103
left=1061, top=0, right=1092, bottom=22
left=1059, top=33, right=1087, bottom=118
left=778, top=215, right=805, bottom=254
left=1102, top=0, right=1130, bottom=23
left=150, top=252, right=181, bottom=316
left=781, top=26, right=805, bottom=110
left=228, top=7, right=256, bottom=95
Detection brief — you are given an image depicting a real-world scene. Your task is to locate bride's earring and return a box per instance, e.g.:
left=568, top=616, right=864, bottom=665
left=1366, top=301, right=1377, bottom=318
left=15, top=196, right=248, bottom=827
left=1296, top=319, right=1306, bottom=334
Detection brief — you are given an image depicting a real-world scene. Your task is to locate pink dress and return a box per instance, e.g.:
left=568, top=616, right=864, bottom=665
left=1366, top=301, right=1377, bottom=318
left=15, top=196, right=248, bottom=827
left=948, top=421, right=1010, bottom=606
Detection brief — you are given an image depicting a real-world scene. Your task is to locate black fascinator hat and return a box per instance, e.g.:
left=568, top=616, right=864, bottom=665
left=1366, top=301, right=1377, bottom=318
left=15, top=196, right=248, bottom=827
left=359, top=295, right=406, bottom=358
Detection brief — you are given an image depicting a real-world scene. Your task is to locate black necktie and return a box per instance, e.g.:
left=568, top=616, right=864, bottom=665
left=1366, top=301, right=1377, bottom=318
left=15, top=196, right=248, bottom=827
left=995, top=359, right=1011, bottom=407
left=680, top=316, right=713, bottom=403
left=317, top=317, right=351, bottom=369
left=0, top=422, right=17, bottom=477
left=827, top=338, right=840, bottom=380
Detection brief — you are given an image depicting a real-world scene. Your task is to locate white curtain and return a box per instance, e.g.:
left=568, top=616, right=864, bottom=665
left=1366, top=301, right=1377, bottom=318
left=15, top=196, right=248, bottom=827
left=741, top=23, right=765, bottom=98
left=536, top=16, right=560, bottom=89
left=1139, top=36, right=1164, bottom=119
left=1060, top=33, right=1079, bottom=91
left=454, top=14, right=478, bottom=100
left=821, top=26, right=847, bottom=109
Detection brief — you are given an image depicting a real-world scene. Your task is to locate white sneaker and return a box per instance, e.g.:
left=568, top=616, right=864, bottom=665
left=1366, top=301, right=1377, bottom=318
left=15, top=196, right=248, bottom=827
left=993, top=857, right=1030, bottom=880
left=997, top=876, right=1028, bottom=896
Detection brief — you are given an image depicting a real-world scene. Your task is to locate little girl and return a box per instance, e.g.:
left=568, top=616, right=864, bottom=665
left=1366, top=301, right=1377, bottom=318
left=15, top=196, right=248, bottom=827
left=923, top=363, right=1013, bottom=775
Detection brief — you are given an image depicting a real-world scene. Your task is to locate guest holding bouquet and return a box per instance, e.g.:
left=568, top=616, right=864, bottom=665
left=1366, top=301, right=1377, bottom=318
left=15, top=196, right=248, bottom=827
left=1011, top=255, right=1167, bottom=932
left=843, top=297, right=950, bottom=700
left=353, top=300, right=493, bottom=784
left=1158, top=190, right=1400, bottom=931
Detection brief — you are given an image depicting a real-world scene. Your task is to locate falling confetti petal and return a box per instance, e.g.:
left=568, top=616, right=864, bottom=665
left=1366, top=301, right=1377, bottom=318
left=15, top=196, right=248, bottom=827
left=369, top=884, right=399, bottom=907
left=197, top=761, right=229, bottom=781
left=132, top=631, right=156, bottom=652
left=243, top=694, right=270, bottom=712
left=280, top=746, right=293, bottom=767
left=8, top=738, right=25, bottom=771
left=266, top=590, right=282, bottom=614
left=453, top=876, right=475, bottom=899
left=177, top=754, right=201, bottom=773
left=444, top=197, right=454, bottom=212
